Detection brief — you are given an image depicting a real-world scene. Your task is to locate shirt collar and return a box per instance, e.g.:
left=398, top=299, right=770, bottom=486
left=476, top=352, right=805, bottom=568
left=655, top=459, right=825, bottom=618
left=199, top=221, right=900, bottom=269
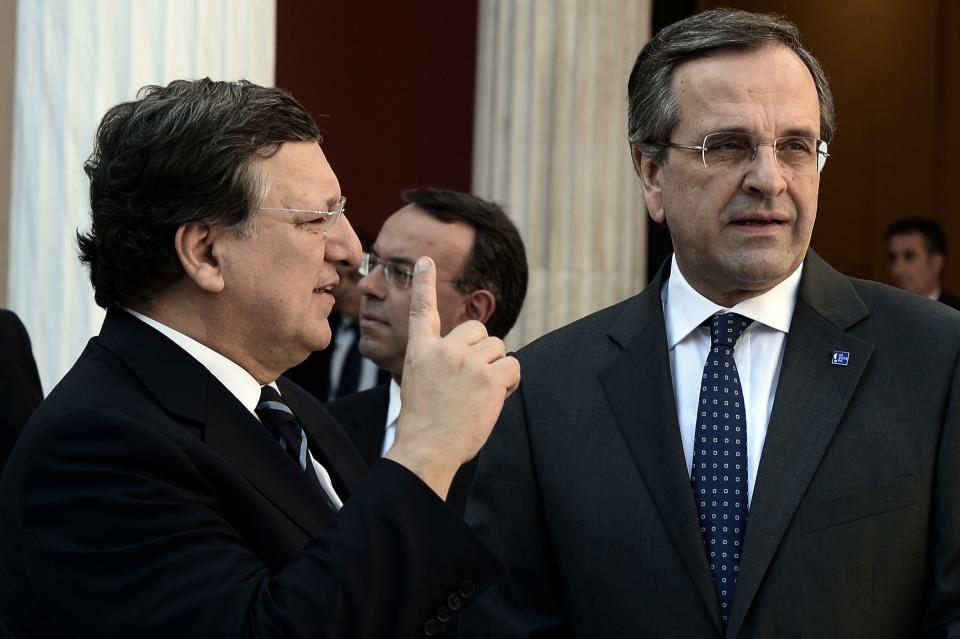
left=386, top=378, right=402, bottom=427
left=663, top=254, right=803, bottom=349
left=125, top=308, right=265, bottom=415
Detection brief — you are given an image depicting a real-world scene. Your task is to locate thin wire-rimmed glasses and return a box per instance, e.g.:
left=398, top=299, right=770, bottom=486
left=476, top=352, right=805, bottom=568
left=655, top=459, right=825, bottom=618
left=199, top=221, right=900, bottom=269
left=657, top=132, right=830, bottom=173
left=259, top=195, right=346, bottom=235
left=359, top=252, right=461, bottom=290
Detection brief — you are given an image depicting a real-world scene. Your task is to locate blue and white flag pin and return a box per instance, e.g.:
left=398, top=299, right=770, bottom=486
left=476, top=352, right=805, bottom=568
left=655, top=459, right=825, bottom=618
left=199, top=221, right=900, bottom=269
left=831, top=351, right=850, bottom=366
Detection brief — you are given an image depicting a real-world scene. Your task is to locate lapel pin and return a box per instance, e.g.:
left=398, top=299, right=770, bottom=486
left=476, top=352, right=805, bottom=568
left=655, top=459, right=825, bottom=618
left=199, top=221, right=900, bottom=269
left=831, top=351, right=849, bottom=366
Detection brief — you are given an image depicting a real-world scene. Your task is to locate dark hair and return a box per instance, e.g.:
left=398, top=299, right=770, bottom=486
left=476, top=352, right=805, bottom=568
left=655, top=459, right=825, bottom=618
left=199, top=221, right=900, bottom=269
left=627, top=9, right=835, bottom=164
left=886, top=217, right=948, bottom=257
left=78, top=78, right=322, bottom=309
left=401, top=188, right=528, bottom=339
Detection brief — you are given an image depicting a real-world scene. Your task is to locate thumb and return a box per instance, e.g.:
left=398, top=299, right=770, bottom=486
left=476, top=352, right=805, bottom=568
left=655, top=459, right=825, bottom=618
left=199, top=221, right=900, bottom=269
left=407, top=256, right=441, bottom=343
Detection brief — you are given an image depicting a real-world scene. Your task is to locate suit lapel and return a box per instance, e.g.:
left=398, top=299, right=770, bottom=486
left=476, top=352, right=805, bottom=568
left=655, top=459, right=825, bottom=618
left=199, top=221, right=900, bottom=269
left=599, top=261, right=723, bottom=629
left=98, top=310, right=334, bottom=537
left=278, top=378, right=370, bottom=500
left=726, top=252, right=873, bottom=637
left=328, top=385, right=391, bottom=466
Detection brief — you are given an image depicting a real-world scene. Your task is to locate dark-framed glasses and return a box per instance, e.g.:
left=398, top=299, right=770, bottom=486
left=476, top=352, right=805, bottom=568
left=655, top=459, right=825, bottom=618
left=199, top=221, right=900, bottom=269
left=359, top=252, right=460, bottom=290
left=659, top=132, right=830, bottom=173
left=259, top=195, right=346, bottom=235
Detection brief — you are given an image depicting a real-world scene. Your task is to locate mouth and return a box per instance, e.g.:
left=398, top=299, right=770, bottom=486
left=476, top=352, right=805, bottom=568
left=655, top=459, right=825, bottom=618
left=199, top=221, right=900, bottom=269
left=359, top=312, right=388, bottom=326
left=313, top=284, right=336, bottom=295
left=729, top=216, right=790, bottom=232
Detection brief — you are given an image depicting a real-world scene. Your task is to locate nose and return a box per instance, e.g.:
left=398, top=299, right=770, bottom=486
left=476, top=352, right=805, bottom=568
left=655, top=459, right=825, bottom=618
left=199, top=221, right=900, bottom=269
left=325, top=214, right=361, bottom=269
left=741, top=144, right=788, bottom=198
left=889, top=253, right=908, bottom=276
left=358, top=261, right=386, bottom=300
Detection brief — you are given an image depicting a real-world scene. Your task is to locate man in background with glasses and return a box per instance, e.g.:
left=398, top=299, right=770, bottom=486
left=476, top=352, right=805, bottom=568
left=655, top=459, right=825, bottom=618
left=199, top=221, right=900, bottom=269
left=284, top=230, right=390, bottom=402
left=326, top=188, right=528, bottom=516
left=463, top=9, right=960, bottom=638
left=0, top=79, right=519, bottom=638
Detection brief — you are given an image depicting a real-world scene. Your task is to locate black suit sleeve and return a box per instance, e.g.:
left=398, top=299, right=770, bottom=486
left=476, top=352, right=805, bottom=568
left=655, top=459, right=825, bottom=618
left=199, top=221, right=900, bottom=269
left=0, top=309, right=43, bottom=474
left=460, top=383, right=572, bottom=638
left=4, top=410, right=499, bottom=638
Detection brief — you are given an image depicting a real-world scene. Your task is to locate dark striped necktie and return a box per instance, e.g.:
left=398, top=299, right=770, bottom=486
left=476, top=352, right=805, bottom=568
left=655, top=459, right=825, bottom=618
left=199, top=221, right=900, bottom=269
left=255, top=386, right=335, bottom=512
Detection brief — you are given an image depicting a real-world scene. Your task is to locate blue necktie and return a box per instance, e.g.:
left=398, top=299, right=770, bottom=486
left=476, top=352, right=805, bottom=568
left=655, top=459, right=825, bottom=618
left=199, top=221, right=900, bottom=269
left=691, top=313, right=752, bottom=625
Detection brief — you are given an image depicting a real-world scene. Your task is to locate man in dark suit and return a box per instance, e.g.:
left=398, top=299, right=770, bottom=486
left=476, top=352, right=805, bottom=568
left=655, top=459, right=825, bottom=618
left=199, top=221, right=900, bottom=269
left=0, top=79, right=519, bottom=638
left=0, top=308, right=43, bottom=475
left=462, top=9, right=959, bottom=638
left=886, top=217, right=960, bottom=310
left=327, top=188, right=528, bottom=515
left=284, top=231, right=389, bottom=400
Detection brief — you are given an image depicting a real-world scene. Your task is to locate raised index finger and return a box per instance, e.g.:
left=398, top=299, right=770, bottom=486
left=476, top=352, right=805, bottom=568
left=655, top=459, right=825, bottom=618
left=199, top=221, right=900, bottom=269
left=407, top=256, right=441, bottom=343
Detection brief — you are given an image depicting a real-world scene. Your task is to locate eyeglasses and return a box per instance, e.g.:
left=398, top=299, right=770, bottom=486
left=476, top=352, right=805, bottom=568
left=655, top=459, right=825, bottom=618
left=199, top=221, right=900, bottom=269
left=259, top=195, right=346, bottom=235
left=658, top=132, right=830, bottom=173
left=359, top=252, right=461, bottom=290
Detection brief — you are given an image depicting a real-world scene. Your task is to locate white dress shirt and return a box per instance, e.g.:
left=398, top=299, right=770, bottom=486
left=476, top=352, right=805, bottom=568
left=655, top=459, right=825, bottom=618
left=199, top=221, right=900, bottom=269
left=380, top=379, right=402, bottom=456
left=126, top=309, right=343, bottom=509
left=662, top=256, right=802, bottom=506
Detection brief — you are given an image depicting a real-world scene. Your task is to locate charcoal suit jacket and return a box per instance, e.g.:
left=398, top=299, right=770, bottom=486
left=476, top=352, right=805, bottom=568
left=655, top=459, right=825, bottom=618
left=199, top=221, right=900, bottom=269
left=0, top=309, right=498, bottom=638
left=461, top=251, right=960, bottom=639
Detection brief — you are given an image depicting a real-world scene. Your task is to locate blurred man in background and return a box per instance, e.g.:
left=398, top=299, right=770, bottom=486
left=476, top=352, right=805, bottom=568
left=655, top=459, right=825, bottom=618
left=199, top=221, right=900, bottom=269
left=886, top=217, right=960, bottom=309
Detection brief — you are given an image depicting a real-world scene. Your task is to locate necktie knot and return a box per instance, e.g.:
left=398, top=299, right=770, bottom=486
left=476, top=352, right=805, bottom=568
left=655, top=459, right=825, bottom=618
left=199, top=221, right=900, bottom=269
left=710, top=313, right=753, bottom=348
left=256, top=386, right=308, bottom=471
left=256, top=386, right=297, bottom=432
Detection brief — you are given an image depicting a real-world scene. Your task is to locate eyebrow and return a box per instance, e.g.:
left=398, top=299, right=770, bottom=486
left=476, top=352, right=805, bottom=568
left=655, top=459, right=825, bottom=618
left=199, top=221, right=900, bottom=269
left=369, top=249, right=416, bottom=269
left=703, top=126, right=821, bottom=139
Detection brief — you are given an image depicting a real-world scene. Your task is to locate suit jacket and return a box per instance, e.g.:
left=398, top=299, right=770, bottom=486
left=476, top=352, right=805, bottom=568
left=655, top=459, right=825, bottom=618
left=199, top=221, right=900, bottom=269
left=0, top=310, right=499, bottom=638
left=939, top=290, right=960, bottom=311
left=461, top=252, right=960, bottom=639
left=326, top=384, right=478, bottom=516
left=0, top=309, right=43, bottom=477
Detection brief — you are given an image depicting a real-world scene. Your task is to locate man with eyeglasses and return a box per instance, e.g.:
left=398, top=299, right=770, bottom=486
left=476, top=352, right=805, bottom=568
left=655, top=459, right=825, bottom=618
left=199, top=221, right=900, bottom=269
left=325, top=188, right=528, bottom=516
left=462, top=9, right=960, bottom=639
left=0, top=79, right=519, bottom=638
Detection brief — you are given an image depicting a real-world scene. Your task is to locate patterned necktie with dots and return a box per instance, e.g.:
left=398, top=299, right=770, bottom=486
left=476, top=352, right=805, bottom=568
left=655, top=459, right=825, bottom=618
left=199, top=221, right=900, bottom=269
left=691, top=312, right=753, bottom=626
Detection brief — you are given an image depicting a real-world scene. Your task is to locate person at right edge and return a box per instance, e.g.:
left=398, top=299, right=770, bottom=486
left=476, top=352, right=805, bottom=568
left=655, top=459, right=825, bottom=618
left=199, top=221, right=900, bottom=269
left=461, top=9, right=959, bottom=639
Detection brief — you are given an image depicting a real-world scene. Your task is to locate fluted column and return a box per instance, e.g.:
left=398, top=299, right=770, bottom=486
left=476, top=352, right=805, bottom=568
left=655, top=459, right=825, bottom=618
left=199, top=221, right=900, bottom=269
left=473, top=0, right=652, bottom=348
left=7, top=0, right=276, bottom=391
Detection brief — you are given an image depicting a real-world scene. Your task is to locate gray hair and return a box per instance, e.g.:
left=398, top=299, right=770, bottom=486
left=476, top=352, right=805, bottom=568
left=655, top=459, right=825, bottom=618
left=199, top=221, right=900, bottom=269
left=627, top=9, right=835, bottom=164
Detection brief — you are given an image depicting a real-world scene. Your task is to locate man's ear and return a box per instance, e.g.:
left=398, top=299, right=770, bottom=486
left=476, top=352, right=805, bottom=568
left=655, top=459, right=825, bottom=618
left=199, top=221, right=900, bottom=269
left=932, top=252, right=946, bottom=277
left=464, top=289, right=496, bottom=326
left=175, top=224, right=225, bottom=294
left=631, top=145, right=666, bottom=225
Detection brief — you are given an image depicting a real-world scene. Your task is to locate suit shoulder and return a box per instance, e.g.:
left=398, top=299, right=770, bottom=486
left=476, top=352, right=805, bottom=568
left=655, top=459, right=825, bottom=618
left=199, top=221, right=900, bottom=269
left=849, top=277, right=960, bottom=333
left=324, top=384, right=390, bottom=425
left=835, top=277, right=960, bottom=360
left=517, top=294, right=644, bottom=361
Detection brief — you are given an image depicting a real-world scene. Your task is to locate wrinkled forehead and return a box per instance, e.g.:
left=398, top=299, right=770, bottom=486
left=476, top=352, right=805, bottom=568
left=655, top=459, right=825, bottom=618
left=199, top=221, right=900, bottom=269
left=258, top=140, right=341, bottom=209
left=671, top=45, right=821, bottom=138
